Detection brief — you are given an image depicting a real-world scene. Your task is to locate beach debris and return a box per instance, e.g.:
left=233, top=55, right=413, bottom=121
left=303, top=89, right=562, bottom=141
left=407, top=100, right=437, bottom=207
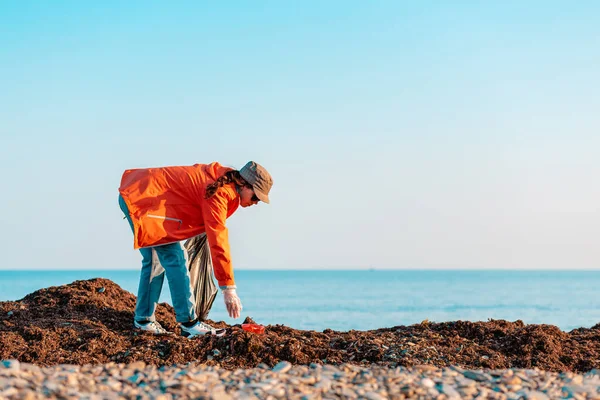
left=241, top=323, right=265, bottom=334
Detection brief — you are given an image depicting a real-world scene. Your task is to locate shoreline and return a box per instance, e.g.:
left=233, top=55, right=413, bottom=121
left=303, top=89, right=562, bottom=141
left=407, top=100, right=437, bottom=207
left=2, top=360, right=600, bottom=399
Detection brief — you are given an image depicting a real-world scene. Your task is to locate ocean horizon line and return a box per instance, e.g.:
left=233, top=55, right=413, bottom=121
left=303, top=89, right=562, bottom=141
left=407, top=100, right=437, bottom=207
left=1, top=267, right=599, bottom=272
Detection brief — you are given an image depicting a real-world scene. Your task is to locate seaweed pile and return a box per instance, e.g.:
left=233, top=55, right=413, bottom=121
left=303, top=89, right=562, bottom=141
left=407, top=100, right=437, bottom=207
left=1, top=278, right=599, bottom=372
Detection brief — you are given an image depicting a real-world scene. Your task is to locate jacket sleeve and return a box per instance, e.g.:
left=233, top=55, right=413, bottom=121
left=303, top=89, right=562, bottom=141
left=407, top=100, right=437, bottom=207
left=201, top=191, right=235, bottom=288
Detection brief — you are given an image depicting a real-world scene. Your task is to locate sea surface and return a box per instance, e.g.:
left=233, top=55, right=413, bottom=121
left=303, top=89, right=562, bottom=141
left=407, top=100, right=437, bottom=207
left=1, top=270, right=599, bottom=332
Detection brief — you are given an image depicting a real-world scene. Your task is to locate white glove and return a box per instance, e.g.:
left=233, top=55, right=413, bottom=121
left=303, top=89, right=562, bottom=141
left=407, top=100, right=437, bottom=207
left=223, top=288, right=243, bottom=319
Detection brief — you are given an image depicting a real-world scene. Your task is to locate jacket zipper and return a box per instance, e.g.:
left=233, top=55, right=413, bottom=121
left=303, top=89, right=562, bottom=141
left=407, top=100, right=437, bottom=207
left=147, top=214, right=183, bottom=229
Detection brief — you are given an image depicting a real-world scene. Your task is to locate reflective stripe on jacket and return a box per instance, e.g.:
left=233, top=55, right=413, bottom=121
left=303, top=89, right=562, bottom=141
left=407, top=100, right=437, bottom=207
left=119, top=162, right=240, bottom=287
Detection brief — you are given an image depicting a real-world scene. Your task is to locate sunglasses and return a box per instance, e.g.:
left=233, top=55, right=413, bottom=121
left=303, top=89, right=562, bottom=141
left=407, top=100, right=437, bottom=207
left=245, top=184, right=260, bottom=202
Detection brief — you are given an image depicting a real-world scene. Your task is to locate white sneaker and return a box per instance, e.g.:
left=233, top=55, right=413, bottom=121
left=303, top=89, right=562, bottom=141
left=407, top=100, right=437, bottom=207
left=134, top=320, right=171, bottom=335
left=180, top=320, right=226, bottom=338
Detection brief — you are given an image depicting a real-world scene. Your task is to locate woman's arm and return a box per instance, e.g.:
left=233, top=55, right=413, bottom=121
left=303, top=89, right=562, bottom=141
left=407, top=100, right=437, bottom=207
left=201, top=190, right=236, bottom=288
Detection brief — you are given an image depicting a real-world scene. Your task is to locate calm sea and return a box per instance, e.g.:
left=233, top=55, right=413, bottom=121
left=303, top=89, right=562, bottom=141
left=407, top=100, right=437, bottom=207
left=1, top=270, right=598, bottom=332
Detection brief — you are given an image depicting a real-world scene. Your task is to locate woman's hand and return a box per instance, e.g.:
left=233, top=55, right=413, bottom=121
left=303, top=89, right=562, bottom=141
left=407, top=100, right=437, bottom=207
left=223, top=288, right=243, bottom=319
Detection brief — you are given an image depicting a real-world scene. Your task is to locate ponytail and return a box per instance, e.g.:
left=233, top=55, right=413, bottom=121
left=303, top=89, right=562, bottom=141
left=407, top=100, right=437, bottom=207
left=204, top=170, right=248, bottom=199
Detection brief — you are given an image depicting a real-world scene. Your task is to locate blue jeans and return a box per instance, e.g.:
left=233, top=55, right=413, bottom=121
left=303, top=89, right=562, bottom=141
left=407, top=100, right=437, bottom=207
left=119, top=195, right=197, bottom=323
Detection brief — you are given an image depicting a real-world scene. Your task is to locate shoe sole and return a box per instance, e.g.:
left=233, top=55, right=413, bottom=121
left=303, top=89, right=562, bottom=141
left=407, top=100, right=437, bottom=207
left=134, top=328, right=173, bottom=335
left=133, top=324, right=172, bottom=335
left=181, top=329, right=227, bottom=338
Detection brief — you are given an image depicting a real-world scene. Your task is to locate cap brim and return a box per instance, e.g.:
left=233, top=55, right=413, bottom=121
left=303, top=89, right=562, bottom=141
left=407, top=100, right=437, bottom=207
left=255, top=190, right=270, bottom=204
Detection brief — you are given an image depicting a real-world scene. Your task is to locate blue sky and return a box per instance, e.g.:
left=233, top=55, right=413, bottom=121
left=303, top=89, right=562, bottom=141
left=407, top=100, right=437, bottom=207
left=1, top=1, right=598, bottom=270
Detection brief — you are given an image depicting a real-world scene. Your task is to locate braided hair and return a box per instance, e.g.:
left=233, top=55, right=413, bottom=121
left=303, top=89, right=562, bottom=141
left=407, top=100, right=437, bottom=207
left=204, top=170, right=249, bottom=199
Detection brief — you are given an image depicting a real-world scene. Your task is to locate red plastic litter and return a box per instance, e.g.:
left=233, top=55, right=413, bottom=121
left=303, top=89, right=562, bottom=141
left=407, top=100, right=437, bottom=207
left=242, top=323, right=265, bottom=334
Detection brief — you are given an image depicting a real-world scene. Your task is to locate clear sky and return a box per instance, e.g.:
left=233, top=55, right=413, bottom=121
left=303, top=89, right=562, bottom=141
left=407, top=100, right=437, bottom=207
left=1, top=1, right=598, bottom=270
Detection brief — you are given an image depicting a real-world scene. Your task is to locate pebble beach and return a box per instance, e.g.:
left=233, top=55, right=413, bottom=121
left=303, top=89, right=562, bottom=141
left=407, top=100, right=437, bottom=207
left=3, top=359, right=600, bottom=400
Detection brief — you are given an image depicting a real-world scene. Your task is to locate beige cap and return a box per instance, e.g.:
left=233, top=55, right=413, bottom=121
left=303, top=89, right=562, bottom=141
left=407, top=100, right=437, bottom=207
left=239, top=161, right=273, bottom=203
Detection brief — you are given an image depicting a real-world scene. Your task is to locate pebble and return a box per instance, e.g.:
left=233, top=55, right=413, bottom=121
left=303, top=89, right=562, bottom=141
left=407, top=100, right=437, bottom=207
left=464, top=370, right=492, bottom=382
left=1, top=360, right=20, bottom=371
left=526, top=390, right=551, bottom=400
left=272, top=361, right=292, bottom=374
left=421, top=377, right=435, bottom=388
left=1, top=360, right=600, bottom=399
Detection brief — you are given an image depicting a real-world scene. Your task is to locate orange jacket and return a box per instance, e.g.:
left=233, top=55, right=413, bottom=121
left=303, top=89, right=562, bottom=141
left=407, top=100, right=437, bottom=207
left=119, top=162, right=240, bottom=287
